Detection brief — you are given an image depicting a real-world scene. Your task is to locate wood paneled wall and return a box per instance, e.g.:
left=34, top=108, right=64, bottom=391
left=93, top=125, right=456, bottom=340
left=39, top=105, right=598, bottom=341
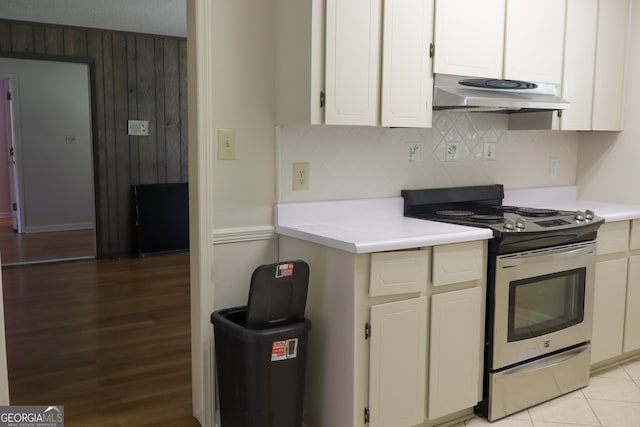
left=0, top=20, right=188, bottom=257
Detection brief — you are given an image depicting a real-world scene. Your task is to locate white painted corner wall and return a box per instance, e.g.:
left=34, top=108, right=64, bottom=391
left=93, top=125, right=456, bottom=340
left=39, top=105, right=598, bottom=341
left=188, top=1, right=278, bottom=426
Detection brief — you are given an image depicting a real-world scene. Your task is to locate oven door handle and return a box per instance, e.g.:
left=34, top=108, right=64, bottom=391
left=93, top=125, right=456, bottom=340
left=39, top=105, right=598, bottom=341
left=498, top=344, right=590, bottom=376
left=500, top=245, right=595, bottom=268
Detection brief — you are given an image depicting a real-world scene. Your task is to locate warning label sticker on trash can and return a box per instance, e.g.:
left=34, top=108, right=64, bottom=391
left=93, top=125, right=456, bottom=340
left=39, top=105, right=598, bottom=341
left=271, top=338, right=298, bottom=361
left=275, top=263, right=294, bottom=278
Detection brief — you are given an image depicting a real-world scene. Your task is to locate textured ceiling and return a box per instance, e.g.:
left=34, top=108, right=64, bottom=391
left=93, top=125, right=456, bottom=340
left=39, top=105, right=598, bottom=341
left=0, top=0, right=186, bottom=38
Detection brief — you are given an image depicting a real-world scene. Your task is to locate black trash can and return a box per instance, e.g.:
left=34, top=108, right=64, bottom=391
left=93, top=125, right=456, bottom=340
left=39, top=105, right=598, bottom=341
left=211, top=307, right=311, bottom=427
left=211, top=260, right=311, bottom=427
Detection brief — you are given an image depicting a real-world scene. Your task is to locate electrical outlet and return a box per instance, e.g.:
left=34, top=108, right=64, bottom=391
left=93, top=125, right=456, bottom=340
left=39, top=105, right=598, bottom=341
left=483, top=142, right=496, bottom=161
left=549, top=157, right=558, bottom=177
left=65, top=135, right=76, bottom=144
left=128, top=120, right=149, bottom=136
left=217, top=128, right=236, bottom=160
left=293, top=162, right=309, bottom=191
left=445, top=142, right=460, bottom=162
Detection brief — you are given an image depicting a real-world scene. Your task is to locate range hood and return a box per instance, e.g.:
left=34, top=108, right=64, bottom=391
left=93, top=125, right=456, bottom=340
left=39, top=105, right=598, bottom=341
left=433, top=74, right=570, bottom=113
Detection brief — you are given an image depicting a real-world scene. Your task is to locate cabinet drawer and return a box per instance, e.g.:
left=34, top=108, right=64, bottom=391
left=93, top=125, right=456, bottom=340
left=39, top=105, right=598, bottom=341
left=369, top=250, right=428, bottom=297
left=432, top=241, right=484, bottom=287
left=597, top=221, right=630, bottom=256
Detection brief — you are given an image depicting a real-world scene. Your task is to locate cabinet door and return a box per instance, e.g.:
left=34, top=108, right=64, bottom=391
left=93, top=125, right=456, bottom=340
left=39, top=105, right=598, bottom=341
left=560, top=0, right=598, bottom=131
left=429, top=287, right=482, bottom=420
left=504, top=0, right=565, bottom=84
left=433, top=0, right=505, bottom=79
left=624, top=255, right=640, bottom=353
left=381, top=0, right=433, bottom=128
left=369, top=297, right=427, bottom=427
left=591, top=258, right=627, bottom=364
left=274, top=0, right=324, bottom=126
left=325, top=0, right=381, bottom=126
left=592, top=0, right=631, bottom=131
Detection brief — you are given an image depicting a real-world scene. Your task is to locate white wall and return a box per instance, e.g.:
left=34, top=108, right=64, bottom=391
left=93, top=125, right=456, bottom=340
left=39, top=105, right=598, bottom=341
left=576, top=3, right=638, bottom=202
left=188, top=1, right=277, bottom=426
left=0, top=58, right=95, bottom=232
left=278, top=113, right=579, bottom=202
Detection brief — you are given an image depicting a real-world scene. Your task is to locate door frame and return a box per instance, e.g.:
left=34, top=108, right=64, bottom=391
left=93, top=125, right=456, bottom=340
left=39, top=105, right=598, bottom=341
left=1, top=75, right=24, bottom=233
left=0, top=52, right=102, bottom=255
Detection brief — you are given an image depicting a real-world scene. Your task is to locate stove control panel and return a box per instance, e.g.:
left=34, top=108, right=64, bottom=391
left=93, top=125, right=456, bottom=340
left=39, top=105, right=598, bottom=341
left=502, top=209, right=599, bottom=231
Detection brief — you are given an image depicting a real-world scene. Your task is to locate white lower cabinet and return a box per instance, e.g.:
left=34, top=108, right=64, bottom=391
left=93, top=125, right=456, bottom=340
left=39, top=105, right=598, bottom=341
left=279, top=236, right=487, bottom=427
left=369, top=297, right=427, bottom=427
left=591, top=219, right=640, bottom=366
left=591, top=257, right=627, bottom=364
left=624, top=255, right=640, bottom=353
left=429, top=287, right=482, bottom=420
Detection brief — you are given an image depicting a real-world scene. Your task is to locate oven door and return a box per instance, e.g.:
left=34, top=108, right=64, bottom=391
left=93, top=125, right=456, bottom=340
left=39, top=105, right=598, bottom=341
left=492, top=241, right=596, bottom=370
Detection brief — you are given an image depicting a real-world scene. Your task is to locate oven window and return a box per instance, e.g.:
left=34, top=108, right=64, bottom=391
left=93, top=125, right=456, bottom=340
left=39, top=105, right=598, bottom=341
left=508, top=268, right=586, bottom=342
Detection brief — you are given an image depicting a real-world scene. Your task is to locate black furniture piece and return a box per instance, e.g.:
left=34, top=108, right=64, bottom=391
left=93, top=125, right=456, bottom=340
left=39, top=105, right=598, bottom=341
left=133, top=183, right=189, bottom=257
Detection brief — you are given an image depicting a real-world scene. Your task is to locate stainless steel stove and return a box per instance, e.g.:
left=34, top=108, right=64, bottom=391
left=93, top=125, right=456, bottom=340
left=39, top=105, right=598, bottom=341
left=401, top=185, right=604, bottom=421
left=402, top=184, right=603, bottom=254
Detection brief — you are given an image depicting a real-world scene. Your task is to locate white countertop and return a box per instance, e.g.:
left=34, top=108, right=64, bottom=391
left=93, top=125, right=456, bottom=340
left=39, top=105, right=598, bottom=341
left=276, top=198, right=493, bottom=254
left=504, top=186, right=640, bottom=222
left=276, top=187, right=640, bottom=254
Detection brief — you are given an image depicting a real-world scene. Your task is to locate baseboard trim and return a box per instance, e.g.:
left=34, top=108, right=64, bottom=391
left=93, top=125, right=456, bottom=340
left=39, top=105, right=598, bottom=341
left=22, top=222, right=95, bottom=233
left=212, top=226, right=277, bottom=245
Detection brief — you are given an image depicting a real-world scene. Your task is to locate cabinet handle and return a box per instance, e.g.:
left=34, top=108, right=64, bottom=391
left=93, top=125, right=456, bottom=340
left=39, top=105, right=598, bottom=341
left=320, top=91, right=325, bottom=108
left=429, top=43, right=434, bottom=58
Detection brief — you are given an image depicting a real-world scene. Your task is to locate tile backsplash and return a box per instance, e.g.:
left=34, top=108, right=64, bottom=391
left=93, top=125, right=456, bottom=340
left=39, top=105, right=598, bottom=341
left=277, top=111, right=578, bottom=203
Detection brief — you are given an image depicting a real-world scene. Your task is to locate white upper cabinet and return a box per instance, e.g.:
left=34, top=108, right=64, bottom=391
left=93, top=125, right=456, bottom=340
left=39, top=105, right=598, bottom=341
left=325, top=0, right=381, bottom=126
left=592, top=0, right=631, bottom=131
left=560, top=0, right=630, bottom=131
left=434, top=0, right=565, bottom=84
left=381, top=0, right=434, bottom=127
left=433, top=0, right=505, bottom=79
left=276, top=0, right=434, bottom=128
left=560, top=0, right=598, bottom=131
left=275, top=0, right=325, bottom=126
left=504, top=0, right=566, bottom=84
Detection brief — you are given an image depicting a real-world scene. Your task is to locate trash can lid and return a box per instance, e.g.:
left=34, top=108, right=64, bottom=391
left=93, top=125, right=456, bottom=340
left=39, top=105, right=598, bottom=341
left=246, top=260, right=309, bottom=330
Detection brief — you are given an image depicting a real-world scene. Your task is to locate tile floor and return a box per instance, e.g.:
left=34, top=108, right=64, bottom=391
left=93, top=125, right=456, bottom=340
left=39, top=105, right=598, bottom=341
left=461, top=356, right=640, bottom=427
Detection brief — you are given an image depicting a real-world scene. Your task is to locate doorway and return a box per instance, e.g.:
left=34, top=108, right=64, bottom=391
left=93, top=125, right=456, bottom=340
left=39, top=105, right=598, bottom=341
left=0, top=58, right=97, bottom=266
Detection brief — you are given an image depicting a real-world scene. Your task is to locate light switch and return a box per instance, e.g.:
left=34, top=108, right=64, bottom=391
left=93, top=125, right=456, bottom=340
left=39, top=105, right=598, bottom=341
left=218, top=128, right=236, bottom=160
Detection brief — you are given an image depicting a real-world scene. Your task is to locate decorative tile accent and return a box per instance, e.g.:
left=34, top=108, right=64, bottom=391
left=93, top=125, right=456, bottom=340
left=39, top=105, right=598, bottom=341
left=277, top=112, right=579, bottom=202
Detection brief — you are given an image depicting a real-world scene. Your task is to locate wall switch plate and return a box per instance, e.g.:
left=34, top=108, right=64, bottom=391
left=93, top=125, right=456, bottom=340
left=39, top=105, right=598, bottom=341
left=128, top=120, right=149, bottom=136
left=292, top=162, right=309, bottom=191
left=483, top=142, right=496, bottom=161
left=445, top=142, right=460, bottom=162
left=217, top=128, right=236, bottom=160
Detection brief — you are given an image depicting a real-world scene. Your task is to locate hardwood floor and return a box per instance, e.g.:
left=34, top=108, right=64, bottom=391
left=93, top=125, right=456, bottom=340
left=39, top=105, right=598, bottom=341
left=0, top=218, right=96, bottom=266
left=1, top=253, right=199, bottom=427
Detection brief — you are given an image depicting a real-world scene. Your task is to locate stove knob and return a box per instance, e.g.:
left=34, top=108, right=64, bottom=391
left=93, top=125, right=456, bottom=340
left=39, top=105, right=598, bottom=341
left=515, top=217, right=527, bottom=230
left=504, top=218, right=516, bottom=230
left=585, top=209, right=595, bottom=220
left=575, top=210, right=585, bottom=221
